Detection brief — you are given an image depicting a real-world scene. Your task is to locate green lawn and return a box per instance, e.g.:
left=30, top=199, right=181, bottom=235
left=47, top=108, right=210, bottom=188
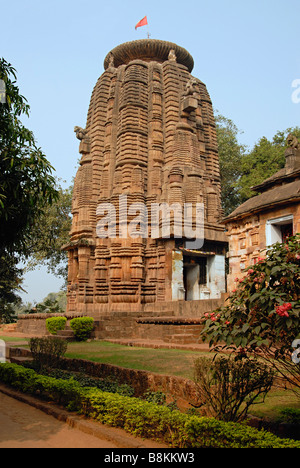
left=0, top=335, right=28, bottom=343
left=64, top=340, right=300, bottom=421
left=250, top=387, right=300, bottom=421
left=65, top=340, right=212, bottom=380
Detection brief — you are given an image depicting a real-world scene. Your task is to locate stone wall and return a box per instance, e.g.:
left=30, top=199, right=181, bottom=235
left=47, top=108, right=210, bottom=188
left=8, top=346, right=200, bottom=406
left=226, top=203, right=300, bottom=292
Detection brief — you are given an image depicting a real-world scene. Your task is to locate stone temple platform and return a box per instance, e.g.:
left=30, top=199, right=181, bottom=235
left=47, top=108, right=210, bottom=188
left=15, top=296, right=226, bottom=346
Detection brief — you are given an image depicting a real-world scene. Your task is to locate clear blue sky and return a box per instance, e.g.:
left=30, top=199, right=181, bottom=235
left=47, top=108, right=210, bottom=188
left=1, top=0, right=300, bottom=304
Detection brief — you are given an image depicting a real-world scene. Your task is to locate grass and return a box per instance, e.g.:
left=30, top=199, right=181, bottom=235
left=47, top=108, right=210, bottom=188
left=65, top=340, right=212, bottom=380
left=0, top=335, right=28, bottom=343
left=249, top=388, right=300, bottom=421
left=1, top=336, right=299, bottom=423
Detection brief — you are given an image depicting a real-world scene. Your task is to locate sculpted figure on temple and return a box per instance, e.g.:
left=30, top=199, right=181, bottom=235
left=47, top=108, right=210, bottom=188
left=74, top=126, right=88, bottom=141
left=168, top=49, right=177, bottom=63
left=107, top=52, right=115, bottom=70
left=183, top=77, right=198, bottom=97
left=287, top=133, right=299, bottom=150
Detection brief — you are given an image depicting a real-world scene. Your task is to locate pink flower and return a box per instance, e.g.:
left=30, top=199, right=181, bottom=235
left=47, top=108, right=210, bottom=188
left=247, top=269, right=254, bottom=275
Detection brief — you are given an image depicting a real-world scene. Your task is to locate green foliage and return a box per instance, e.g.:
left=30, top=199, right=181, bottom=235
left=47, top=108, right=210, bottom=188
left=19, top=292, right=67, bottom=315
left=201, top=235, right=300, bottom=392
left=45, top=316, right=67, bottom=335
left=0, top=58, right=58, bottom=256
left=237, top=128, right=300, bottom=202
left=143, top=390, right=167, bottom=405
left=193, top=355, right=274, bottom=422
left=29, top=337, right=68, bottom=370
left=25, top=183, right=72, bottom=283
left=36, top=298, right=64, bottom=314
left=0, top=58, right=58, bottom=323
left=0, top=252, right=22, bottom=323
left=26, top=366, right=135, bottom=397
left=215, top=113, right=246, bottom=216
left=70, top=317, right=94, bottom=341
left=215, top=111, right=300, bottom=215
left=280, top=408, right=300, bottom=425
left=0, top=362, right=299, bottom=448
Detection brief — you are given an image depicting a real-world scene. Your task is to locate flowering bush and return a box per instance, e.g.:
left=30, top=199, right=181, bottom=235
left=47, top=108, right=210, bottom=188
left=201, top=234, right=300, bottom=392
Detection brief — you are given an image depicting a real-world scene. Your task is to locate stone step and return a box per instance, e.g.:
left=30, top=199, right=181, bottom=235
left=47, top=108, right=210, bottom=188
left=55, top=329, right=75, bottom=341
left=164, top=333, right=198, bottom=345
left=136, top=316, right=203, bottom=324
left=0, top=323, right=17, bottom=333
left=10, top=356, right=33, bottom=364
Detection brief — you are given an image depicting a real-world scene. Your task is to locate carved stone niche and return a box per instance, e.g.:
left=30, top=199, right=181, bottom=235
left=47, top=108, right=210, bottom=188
left=181, top=78, right=198, bottom=114
left=181, top=96, right=198, bottom=114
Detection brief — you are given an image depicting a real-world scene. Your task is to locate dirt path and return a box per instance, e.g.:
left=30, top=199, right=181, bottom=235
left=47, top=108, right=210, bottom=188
left=0, top=391, right=119, bottom=448
left=0, top=389, right=167, bottom=449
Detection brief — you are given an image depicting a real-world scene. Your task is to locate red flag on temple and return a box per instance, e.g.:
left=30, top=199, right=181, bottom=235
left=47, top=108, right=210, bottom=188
left=135, top=16, right=148, bottom=30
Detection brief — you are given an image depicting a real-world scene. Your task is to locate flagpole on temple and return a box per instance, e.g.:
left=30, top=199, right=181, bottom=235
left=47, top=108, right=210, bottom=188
left=135, top=16, right=150, bottom=38
left=147, top=19, right=151, bottom=39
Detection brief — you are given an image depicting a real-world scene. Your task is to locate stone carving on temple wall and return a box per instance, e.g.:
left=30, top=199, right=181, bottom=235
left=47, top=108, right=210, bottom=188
left=65, top=39, right=228, bottom=313
left=74, top=126, right=87, bottom=141
left=168, top=49, right=177, bottom=63
left=287, top=133, right=299, bottom=149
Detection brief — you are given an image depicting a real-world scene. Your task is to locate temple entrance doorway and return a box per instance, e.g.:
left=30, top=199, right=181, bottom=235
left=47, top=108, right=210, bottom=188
left=183, top=256, right=209, bottom=301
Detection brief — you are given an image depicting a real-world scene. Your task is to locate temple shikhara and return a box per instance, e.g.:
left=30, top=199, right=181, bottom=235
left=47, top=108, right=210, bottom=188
left=63, top=39, right=228, bottom=315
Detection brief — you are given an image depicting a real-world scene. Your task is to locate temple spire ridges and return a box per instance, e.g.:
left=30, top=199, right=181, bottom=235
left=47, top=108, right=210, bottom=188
left=65, top=39, right=227, bottom=313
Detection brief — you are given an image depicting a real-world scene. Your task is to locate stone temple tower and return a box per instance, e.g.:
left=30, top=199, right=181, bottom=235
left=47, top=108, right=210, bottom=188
left=64, top=39, right=228, bottom=314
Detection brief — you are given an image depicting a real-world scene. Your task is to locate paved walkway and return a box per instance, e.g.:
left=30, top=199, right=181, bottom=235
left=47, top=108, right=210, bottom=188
left=0, top=391, right=118, bottom=448
left=0, top=385, right=167, bottom=449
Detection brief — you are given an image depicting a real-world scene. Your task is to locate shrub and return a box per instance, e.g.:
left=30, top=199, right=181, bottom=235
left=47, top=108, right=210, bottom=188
left=193, top=355, right=274, bottom=422
left=70, top=316, right=94, bottom=341
left=33, top=367, right=134, bottom=397
left=201, top=234, right=300, bottom=394
left=0, top=363, right=299, bottom=448
left=46, top=316, right=67, bottom=335
left=280, top=408, right=300, bottom=425
left=29, top=337, right=68, bottom=370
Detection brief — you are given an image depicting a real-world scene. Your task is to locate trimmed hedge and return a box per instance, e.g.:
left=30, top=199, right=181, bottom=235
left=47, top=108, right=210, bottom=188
left=0, top=362, right=299, bottom=448
left=69, top=317, right=94, bottom=341
left=46, top=316, right=67, bottom=335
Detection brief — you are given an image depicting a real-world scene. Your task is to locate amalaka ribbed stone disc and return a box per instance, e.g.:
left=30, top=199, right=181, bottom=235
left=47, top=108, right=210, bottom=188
left=104, top=39, right=194, bottom=72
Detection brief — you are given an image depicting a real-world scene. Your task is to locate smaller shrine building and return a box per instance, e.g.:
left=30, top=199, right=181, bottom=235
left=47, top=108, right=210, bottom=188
left=223, top=134, right=300, bottom=292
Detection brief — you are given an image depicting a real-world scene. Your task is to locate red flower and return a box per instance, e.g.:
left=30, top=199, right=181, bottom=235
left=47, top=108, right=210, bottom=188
left=275, top=303, right=292, bottom=318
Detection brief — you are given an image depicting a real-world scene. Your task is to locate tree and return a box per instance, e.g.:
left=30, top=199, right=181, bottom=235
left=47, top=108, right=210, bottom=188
left=237, top=128, right=300, bottom=202
left=201, top=235, right=300, bottom=396
left=215, top=113, right=246, bottom=216
left=0, top=253, right=22, bottom=323
left=25, top=182, right=72, bottom=283
left=0, top=59, right=58, bottom=255
left=0, top=58, right=58, bottom=322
